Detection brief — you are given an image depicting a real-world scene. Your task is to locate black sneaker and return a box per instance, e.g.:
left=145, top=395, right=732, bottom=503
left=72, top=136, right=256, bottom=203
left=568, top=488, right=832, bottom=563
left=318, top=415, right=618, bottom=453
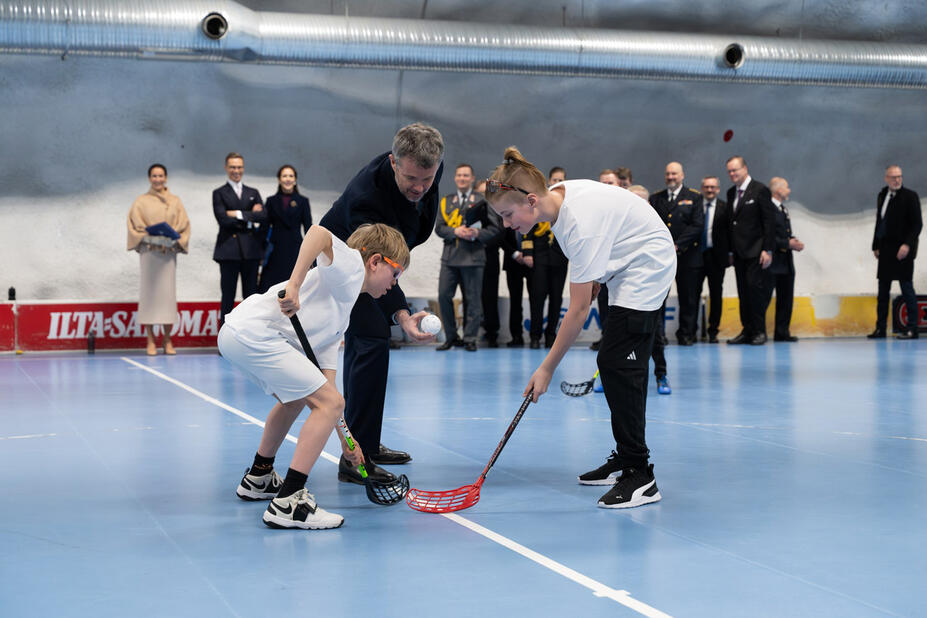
left=597, top=464, right=661, bottom=509
left=577, top=451, right=622, bottom=485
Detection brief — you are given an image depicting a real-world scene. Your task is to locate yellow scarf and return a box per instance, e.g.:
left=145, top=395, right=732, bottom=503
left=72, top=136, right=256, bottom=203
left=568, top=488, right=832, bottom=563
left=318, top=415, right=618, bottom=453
left=440, top=196, right=463, bottom=228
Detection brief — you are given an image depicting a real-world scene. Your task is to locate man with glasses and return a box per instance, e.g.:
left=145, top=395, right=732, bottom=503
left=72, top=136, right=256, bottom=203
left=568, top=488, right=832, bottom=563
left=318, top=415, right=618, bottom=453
left=869, top=165, right=922, bottom=339
left=319, top=122, right=444, bottom=484
left=696, top=176, right=730, bottom=343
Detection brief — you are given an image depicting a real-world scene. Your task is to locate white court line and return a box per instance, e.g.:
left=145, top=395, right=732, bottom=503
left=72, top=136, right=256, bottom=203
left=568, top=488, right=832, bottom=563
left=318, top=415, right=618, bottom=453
left=0, top=432, right=57, bottom=440
left=121, top=357, right=670, bottom=618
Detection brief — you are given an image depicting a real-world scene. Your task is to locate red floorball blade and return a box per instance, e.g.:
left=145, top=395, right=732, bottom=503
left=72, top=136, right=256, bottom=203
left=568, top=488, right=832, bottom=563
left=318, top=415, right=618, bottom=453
left=406, top=483, right=482, bottom=513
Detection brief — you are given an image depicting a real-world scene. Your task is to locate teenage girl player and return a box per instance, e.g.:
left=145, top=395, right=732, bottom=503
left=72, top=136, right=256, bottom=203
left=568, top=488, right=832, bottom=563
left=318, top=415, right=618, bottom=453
left=484, top=147, right=676, bottom=509
left=218, top=223, right=409, bottom=529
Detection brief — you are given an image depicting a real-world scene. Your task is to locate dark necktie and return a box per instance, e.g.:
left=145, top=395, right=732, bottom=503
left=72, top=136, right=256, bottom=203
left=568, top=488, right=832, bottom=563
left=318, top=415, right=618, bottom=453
left=735, top=189, right=744, bottom=211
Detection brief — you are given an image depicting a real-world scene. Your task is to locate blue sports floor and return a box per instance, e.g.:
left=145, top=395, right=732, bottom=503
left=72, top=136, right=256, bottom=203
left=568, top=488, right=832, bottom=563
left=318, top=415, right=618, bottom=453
left=2, top=338, right=926, bottom=617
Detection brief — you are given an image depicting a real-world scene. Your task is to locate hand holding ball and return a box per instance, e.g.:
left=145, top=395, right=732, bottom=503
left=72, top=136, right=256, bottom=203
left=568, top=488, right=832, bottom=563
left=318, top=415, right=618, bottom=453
left=420, top=314, right=442, bottom=335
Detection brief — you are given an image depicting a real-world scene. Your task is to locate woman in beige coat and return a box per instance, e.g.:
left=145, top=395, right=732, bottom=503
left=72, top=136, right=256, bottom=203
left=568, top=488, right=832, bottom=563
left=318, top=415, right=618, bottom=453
left=127, top=164, right=191, bottom=355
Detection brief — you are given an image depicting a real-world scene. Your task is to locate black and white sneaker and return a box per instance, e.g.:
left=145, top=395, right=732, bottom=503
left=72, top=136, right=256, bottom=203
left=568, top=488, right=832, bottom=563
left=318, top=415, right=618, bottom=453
left=236, top=468, right=283, bottom=501
left=262, top=489, right=344, bottom=530
left=597, top=464, right=661, bottom=509
left=578, top=451, right=623, bottom=485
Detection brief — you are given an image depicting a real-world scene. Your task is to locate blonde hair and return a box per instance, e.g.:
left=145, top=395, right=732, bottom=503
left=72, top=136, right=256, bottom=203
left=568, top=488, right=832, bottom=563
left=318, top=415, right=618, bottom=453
left=628, top=184, right=650, bottom=200
left=347, top=224, right=410, bottom=269
left=486, top=146, right=548, bottom=203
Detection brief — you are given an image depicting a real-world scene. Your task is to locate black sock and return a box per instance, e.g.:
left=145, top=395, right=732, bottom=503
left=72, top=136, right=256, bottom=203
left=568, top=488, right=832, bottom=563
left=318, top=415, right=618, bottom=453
left=277, top=468, right=308, bottom=499
left=250, top=452, right=275, bottom=475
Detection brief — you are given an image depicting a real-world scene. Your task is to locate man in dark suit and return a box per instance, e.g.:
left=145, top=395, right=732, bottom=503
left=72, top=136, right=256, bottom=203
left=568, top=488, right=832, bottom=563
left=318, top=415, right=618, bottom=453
left=476, top=179, right=504, bottom=348
left=767, top=177, right=805, bottom=342
left=650, top=162, right=704, bottom=345
left=696, top=176, right=730, bottom=343
left=869, top=165, right=922, bottom=339
left=435, top=164, right=502, bottom=351
left=319, top=122, right=443, bottom=483
left=725, top=156, right=776, bottom=345
left=212, top=152, right=266, bottom=324
left=502, top=228, right=531, bottom=346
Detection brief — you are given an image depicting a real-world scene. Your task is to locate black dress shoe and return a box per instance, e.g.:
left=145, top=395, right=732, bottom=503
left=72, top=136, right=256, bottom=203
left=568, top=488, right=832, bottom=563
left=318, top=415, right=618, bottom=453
left=338, top=455, right=398, bottom=484
left=464, top=341, right=478, bottom=351
left=437, top=338, right=460, bottom=351
left=708, top=335, right=719, bottom=344
left=895, top=330, right=919, bottom=340
left=589, top=338, right=602, bottom=351
left=727, top=332, right=748, bottom=344
left=656, top=334, right=669, bottom=346
left=506, top=338, right=524, bottom=348
left=369, top=443, right=412, bottom=465
left=774, top=334, right=799, bottom=342
left=529, top=338, right=541, bottom=349
left=749, top=333, right=768, bottom=345
left=486, top=336, right=499, bottom=348
left=866, top=329, right=887, bottom=339
left=677, top=337, right=695, bottom=346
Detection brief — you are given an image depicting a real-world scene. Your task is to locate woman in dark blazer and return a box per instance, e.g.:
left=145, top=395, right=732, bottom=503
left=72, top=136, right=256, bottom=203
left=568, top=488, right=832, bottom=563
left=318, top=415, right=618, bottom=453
left=257, top=165, right=313, bottom=293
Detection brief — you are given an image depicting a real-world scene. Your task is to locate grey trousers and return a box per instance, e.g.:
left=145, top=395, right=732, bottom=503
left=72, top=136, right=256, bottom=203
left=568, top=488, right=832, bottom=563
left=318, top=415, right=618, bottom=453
left=438, top=264, right=484, bottom=342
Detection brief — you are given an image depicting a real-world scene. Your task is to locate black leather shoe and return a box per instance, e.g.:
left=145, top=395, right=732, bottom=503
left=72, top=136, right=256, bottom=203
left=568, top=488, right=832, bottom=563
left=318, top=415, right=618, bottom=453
left=369, top=443, right=412, bottom=465
left=866, top=329, right=886, bottom=339
left=708, top=335, right=719, bottom=344
left=677, top=336, right=695, bottom=346
left=749, top=333, right=768, bottom=345
left=656, top=334, right=669, bottom=346
left=727, top=332, right=748, bottom=344
left=895, top=330, right=919, bottom=340
left=774, top=334, right=799, bottom=342
left=437, top=338, right=460, bottom=351
left=338, top=455, right=398, bottom=484
left=464, top=341, right=478, bottom=351
left=529, top=339, right=541, bottom=349
left=589, top=338, right=602, bottom=351
left=506, top=338, right=524, bottom=348
left=486, top=336, right=499, bottom=348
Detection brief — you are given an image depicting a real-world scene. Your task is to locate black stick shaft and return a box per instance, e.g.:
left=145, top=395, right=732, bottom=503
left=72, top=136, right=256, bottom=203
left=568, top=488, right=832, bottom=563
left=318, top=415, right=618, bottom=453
left=278, top=290, right=320, bottom=369
left=478, top=393, right=532, bottom=481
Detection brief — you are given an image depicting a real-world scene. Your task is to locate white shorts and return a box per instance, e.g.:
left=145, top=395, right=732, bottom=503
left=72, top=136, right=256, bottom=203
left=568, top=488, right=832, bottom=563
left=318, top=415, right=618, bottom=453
left=217, top=324, right=327, bottom=403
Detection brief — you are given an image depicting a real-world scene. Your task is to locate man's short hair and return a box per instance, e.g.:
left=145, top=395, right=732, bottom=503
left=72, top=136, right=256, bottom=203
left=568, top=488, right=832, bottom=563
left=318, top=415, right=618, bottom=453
left=392, top=123, right=444, bottom=169
left=768, top=177, right=787, bottom=193
left=628, top=184, right=650, bottom=200
left=225, top=152, right=243, bottom=164
left=616, top=167, right=632, bottom=181
left=726, top=155, right=746, bottom=167
left=347, top=223, right=411, bottom=269
left=456, top=163, right=474, bottom=174
left=702, top=176, right=719, bottom=184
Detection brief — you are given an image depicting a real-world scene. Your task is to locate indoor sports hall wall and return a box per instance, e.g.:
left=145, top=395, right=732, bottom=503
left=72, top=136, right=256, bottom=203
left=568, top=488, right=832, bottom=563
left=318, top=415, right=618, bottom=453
left=1, top=0, right=926, bottom=309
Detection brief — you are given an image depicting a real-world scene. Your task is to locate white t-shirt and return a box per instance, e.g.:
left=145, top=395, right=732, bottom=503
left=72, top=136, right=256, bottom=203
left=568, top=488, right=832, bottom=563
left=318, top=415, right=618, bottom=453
left=224, top=234, right=365, bottom=369
left=550, top=180, right=677, bottom=311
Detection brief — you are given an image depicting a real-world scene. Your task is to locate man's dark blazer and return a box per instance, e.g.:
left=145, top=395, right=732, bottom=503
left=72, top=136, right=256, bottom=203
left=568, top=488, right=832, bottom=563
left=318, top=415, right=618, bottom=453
left=212, top=183, right=266, bottom=262
left=703, top=198, right=730, bottom=260
left=649, top=185, right=705, bottom=269
left=873, top=185, right=922, bottom=281
left=726, top=179, right=776, bottom=259
left=770, top=201, right=795, bottom=276
left=320, top=152, right=444, bottom=337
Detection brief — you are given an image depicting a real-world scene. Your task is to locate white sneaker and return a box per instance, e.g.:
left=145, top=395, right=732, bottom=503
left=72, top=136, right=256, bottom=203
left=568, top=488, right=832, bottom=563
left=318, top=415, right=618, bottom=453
left=263, top=489, right=344, bottom=530
left=236, top=468, right=283, bottom=501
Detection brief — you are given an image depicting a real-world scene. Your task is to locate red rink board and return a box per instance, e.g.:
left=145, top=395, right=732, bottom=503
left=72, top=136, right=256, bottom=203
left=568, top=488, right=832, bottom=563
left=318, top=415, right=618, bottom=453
left=16, top=301, right=222, bottom=351
left=0, top=303, right=14, bottom=351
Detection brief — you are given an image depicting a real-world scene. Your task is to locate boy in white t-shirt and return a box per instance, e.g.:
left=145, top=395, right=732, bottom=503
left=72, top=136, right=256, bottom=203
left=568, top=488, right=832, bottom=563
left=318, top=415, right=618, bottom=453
left=218, top=223, right=409, bottom=529
left=484, top=147, right=677, bottom=509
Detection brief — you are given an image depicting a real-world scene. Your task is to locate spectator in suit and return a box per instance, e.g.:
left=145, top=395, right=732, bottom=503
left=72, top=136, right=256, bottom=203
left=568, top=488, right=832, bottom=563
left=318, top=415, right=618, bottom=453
left=650, top=162, right=704, bottom=345
left=767, top=177, right=804, bottom=342
left=502, top=228, right=531, bottom=346
left=212, top=152, right=266, bottom=324
left=869, top=165, right=923, bottom=339
left=725, top=156, right=776, bottom=346
left=435, top=164, right=502, bottom=351
left=257, top=165, right=313, bottom=293
left=696, top=176, right=730, bottom=343
left=318, top=122, right=443, bottom=482
left=476, top=178, right=504, bottom=348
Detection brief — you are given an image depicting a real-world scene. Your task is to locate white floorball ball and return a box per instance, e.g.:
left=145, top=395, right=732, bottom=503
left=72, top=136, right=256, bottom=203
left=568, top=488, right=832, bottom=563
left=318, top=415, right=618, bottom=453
left=421, top=314, right=442, bottom=335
